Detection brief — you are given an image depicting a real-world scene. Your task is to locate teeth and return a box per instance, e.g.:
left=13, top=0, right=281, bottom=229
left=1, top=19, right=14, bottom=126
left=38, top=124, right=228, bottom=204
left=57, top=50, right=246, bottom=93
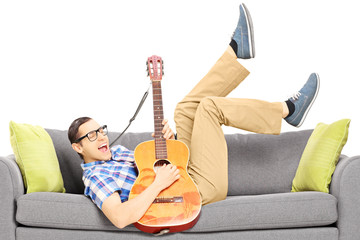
left=98, top=143, right=107, bottom=149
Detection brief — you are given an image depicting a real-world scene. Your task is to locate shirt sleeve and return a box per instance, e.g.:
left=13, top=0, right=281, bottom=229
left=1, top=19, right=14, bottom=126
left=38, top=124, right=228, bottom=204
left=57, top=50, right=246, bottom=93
left=111, top=145, right=135, bottom=162
left=84, top=174, right=122, bottom=210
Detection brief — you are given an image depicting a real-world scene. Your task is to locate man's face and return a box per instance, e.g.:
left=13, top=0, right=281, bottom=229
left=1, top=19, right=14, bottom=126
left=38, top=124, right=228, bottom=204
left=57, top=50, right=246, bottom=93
left=72, top=119, right=111, bottom=163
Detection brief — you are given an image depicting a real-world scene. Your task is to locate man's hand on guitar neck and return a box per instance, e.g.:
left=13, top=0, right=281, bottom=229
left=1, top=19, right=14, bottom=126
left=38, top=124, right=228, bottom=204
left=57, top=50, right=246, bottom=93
left=151, top=119, right=175, bottom=140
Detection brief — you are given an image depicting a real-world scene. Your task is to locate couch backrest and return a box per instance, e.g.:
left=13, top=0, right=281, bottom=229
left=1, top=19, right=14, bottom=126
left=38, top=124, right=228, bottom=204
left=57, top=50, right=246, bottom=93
left=46, top=129, right=312, bottom=195
left=46, top=129, right=153, bottom=194
left=226, top=130, right=312, bottom=195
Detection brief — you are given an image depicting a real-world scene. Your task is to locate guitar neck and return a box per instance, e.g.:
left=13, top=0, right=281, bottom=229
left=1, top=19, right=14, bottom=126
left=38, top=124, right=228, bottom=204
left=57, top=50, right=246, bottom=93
left=152, top=80, right=168, bottom=160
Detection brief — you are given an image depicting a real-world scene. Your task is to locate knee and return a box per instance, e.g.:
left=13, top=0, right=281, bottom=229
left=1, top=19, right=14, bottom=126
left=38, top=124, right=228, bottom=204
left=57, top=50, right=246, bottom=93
left=198, top=97, right=218, bottom=114
left=199, top=96, right=216, bottom=107
left=198, top=97, right=223, bottom=122
left=199, top=179, right=228, bottom=205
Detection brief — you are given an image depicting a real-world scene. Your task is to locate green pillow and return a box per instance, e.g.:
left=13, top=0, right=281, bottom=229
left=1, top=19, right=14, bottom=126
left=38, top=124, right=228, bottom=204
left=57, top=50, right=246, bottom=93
left=9, top=121, right=65, bottom=193
left=291, top=119, right=351, bottom=193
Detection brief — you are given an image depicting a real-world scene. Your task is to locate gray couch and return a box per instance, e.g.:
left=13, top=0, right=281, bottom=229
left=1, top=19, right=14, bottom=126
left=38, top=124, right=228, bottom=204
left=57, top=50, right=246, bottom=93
left=1, top=128, right=360, bottom=240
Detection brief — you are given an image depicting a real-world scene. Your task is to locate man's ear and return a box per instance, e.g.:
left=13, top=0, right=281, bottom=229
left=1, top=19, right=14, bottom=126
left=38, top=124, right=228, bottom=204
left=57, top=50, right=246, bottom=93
left=72, top=143, right=83, bottom=154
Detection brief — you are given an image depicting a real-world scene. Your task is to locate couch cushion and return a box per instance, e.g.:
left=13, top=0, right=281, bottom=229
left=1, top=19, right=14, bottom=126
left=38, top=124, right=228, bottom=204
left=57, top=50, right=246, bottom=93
left=190, top=192, right=337, bottom=232
left=292, top=119, right=350, bottom=193
left=16, top=191, right=337, bottom=232
left=9, top=122, right=65, bottom=194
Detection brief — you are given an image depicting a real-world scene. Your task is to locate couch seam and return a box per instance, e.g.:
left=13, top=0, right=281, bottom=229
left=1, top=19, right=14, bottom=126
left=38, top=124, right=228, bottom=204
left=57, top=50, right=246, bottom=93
left=337, top=157, right=360, bottom=197
left=18, top=198, right=92, bottom=206
left=0, top=160, right=17, bottom=199
left=205, top=197, right=337, bottom=209
left=192, top=218, right=338, bottom=232
left=18, top=196, right=337, bottom=208
left=16, top=219, right=117, bottom=228
left=335, top=156, right=360, bottom=236
left=17, top=217, right=336, bottom=232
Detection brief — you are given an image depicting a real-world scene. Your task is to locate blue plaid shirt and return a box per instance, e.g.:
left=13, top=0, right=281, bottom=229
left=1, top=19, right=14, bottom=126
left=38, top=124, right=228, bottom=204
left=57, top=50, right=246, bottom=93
left=81, top=145, right=137, bottom=210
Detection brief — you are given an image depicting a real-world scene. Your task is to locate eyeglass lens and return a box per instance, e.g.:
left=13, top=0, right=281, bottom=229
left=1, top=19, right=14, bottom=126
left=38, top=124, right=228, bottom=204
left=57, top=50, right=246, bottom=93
left=88, top=126, right=108, bottom=141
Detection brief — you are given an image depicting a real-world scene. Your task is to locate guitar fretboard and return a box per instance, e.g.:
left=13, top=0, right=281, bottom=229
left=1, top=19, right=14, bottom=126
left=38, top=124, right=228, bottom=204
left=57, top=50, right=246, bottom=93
left=152, top=80, right=168, bottom=160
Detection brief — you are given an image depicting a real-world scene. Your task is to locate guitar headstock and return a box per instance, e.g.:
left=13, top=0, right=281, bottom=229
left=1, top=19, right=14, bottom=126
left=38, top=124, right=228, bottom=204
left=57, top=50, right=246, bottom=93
left=146, top=55, right=164, bottom=81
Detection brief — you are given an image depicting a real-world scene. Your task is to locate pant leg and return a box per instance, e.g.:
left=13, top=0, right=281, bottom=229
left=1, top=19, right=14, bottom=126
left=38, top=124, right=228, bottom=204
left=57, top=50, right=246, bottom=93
left=188, top=96, right=283, bottom=205
left=173, top=49, right=283, bottom=205
left=174, top=50, right=250, bottom=149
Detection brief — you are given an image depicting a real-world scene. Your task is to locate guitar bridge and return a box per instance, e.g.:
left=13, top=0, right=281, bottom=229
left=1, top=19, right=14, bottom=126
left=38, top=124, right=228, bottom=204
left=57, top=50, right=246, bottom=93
left=153, top=196, right=183, bottom=203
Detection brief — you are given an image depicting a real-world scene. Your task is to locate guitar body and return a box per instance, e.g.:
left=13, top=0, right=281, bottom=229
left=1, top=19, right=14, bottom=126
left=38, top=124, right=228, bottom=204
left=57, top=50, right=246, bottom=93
left=129, top=139, right=201, bottom=234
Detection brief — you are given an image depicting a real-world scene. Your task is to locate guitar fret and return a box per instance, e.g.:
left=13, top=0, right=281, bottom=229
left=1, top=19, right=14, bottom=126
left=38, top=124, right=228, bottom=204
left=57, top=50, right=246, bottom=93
left=152, top=70, right=167, bottom=159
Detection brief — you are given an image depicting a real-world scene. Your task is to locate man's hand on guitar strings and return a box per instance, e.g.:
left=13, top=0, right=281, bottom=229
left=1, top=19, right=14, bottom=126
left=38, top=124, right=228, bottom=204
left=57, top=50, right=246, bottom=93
left=153, top=164, right=180, bottom=190
left=151, top=119, right=175, bottom=140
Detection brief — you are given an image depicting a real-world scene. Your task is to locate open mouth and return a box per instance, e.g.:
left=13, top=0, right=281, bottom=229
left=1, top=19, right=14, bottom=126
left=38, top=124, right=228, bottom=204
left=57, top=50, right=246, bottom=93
left=98, top=143, right=109, bottom=153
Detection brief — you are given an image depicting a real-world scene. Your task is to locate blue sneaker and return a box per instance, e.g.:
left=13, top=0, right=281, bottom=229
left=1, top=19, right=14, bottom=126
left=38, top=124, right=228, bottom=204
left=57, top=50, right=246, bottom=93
left=285, top=73, right=320, bottom=127
left=231, top=3, right=255, bottom=59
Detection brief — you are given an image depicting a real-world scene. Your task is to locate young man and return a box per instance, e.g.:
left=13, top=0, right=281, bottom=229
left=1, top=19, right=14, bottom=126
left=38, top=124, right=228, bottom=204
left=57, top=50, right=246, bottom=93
left=68, top=3, right=320, bottom=229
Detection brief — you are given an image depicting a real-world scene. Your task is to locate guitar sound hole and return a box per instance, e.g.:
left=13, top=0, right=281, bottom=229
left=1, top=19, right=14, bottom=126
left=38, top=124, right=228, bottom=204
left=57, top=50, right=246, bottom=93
left=154, top=159, right=171, bottom=172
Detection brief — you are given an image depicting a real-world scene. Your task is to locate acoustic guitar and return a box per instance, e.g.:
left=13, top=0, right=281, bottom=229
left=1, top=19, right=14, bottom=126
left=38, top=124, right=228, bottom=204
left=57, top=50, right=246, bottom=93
left=128, top=55, right=201, bottom=235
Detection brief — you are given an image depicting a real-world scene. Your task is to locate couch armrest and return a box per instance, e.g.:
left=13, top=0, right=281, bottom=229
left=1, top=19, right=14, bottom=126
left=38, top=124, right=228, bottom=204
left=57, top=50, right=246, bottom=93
left=0, top=154, right=25, bottom=240
left=330, top=155, right=360, bottom=240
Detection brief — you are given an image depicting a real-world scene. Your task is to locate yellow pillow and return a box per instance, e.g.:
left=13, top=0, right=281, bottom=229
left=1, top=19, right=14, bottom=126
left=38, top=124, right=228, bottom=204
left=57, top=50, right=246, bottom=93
left=9, top=121, right=65, bottom=193
left=291, top=119, right=350, bottom=193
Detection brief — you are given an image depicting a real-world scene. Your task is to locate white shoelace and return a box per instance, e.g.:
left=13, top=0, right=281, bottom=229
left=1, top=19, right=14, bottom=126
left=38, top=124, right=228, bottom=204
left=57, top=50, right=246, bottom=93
left=289, top=92, right=302, bottom=101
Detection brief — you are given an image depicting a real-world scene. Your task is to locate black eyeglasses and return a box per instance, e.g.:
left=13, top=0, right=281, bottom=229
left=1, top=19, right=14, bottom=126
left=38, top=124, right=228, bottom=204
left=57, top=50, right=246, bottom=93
left=73, top=125, right=108, bottom=143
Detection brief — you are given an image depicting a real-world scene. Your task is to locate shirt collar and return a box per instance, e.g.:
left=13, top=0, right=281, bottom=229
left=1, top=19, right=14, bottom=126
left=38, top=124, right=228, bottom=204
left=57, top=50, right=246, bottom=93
left=81, top=160, right=106, bottom=170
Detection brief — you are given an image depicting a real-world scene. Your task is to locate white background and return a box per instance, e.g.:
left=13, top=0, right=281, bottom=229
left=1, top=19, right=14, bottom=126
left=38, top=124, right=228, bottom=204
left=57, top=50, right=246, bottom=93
left=1, top=0, right=359, bottom=157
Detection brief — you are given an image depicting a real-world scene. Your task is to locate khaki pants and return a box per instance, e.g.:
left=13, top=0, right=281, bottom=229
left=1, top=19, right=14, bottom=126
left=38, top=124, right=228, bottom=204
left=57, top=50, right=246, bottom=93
left=174, top=50, right=283, bottom=205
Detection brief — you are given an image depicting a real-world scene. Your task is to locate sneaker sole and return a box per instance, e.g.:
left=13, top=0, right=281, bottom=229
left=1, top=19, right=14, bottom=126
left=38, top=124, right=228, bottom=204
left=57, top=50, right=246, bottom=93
left=241, top=3, right=255, bottom=58
left=295, top=73, right=320, bottom=127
